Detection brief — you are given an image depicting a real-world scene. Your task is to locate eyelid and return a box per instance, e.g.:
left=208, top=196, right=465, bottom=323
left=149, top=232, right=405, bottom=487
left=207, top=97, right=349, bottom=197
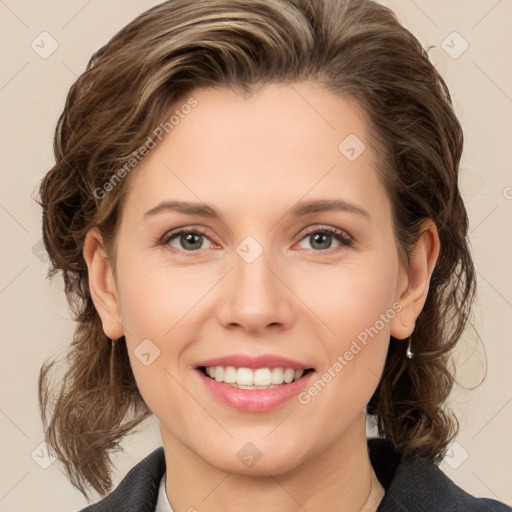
left=159, top=225, right=216, bottom=247
left=299, top=224, right=353, bottom=241
left=295, top=224, right=354, bottom=250
left=159, top=224, right=354, bottom=253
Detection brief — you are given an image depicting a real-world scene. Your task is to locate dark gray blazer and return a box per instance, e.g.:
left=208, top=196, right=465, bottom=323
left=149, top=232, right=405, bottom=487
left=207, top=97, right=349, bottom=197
left=78, top=438, right=510, bottom=511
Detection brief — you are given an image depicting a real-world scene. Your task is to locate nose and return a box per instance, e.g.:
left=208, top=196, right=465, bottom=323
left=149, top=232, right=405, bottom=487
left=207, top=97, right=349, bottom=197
left=216, top=246, right=296, bottom=335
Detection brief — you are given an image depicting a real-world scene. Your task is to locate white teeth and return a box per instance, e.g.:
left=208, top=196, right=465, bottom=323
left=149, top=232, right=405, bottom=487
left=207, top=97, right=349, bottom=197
left=237, top=367, right=254, bottom=386
left=254, top=368, right=272, bottom=386
left=203, top=366, right=307, bottom=387
left=223, top=366, right=237, bottom=383
left=283, top=368, right=295, bottom=383
left=271, top=367, right=284, bottom=384
left=214, top=366, right=224, bottom=382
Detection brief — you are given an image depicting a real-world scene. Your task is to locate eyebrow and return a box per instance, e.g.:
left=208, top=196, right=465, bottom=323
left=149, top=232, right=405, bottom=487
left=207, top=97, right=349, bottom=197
left=144, top=199, right=371, bottom=221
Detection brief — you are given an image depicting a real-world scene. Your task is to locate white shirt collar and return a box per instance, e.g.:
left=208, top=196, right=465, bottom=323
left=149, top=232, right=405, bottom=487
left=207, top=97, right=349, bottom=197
left=155, top=472, right=174, bottom=512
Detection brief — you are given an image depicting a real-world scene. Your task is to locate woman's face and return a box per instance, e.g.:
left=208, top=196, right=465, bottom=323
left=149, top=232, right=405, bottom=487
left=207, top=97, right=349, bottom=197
left=98, top=83, right=414, bottom=474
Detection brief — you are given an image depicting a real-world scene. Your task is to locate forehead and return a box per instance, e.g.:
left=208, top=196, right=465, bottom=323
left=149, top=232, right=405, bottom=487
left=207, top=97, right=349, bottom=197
left=122, top=83, right=389, bottom=223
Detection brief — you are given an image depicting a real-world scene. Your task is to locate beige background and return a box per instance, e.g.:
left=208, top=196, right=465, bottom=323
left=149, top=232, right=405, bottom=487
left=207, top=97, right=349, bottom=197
left=0, top=1, right=511, bottom=510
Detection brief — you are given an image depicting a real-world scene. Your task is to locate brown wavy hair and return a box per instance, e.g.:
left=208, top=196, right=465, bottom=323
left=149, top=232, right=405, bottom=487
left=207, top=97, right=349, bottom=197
left=37, top=0, right=476, bottom=500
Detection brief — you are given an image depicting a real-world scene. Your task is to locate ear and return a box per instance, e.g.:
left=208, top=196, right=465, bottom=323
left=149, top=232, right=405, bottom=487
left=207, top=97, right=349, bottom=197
left=83, top=227, right=124, bottom=339
left=390, top=219, right=440, bottom=340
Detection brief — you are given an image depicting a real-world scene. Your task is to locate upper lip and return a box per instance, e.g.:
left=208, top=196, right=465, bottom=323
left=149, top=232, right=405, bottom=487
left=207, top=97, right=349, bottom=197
left=195, top=354, right=314, bottom=370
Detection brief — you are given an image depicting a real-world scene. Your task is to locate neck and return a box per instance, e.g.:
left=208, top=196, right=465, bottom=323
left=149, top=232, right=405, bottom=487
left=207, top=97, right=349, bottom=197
left=161, top=414, right=385, bottom=512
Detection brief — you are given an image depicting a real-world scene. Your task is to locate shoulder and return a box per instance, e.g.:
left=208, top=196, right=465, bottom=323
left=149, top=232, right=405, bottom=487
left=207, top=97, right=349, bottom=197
left=368, top=438, right=511, bottom=512
left=77, top=446, right=166, bottom=512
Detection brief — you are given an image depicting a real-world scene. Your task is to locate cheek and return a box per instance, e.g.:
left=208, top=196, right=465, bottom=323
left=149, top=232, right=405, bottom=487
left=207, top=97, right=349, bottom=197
left=112, top=253, right=191, bottom=404
left=303, top=253, right=398, bottom=400
left=309, top=256, right=399, bottom=343
left=116, top=269, right=194, bottom=420
left=116, top=254, right=192, bottom=339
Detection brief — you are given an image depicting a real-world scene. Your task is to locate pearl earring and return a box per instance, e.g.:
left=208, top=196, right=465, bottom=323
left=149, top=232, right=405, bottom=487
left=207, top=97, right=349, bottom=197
left=400, top=320, right=414, bottom=359
left=406, top=337, right=414, bottom=359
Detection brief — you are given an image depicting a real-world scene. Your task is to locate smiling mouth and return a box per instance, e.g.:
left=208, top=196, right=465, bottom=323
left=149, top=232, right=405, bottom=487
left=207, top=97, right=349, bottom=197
left=198, top=366, right=315, bottom=390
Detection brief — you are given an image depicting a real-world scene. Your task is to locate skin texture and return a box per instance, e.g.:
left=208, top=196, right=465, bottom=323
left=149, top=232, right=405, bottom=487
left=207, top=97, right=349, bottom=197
left=84, top=82, right=440, bottom=512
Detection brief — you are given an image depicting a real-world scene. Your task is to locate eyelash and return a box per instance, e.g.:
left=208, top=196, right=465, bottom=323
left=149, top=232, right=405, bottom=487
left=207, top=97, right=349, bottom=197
left=159, top=225, right=354, bottom=256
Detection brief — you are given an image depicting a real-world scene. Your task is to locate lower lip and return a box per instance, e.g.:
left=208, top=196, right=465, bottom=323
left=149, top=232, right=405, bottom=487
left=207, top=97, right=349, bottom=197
left=197, top=369, right=315, bottom=412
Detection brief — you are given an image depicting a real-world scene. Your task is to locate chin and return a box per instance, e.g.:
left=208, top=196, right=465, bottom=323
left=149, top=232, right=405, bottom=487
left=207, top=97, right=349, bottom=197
left=199, top=438, right=308, bottom=477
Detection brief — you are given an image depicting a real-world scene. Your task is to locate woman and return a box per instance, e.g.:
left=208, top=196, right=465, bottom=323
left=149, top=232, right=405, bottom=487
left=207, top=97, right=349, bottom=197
left=37, top=0, right=510, bottom=511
